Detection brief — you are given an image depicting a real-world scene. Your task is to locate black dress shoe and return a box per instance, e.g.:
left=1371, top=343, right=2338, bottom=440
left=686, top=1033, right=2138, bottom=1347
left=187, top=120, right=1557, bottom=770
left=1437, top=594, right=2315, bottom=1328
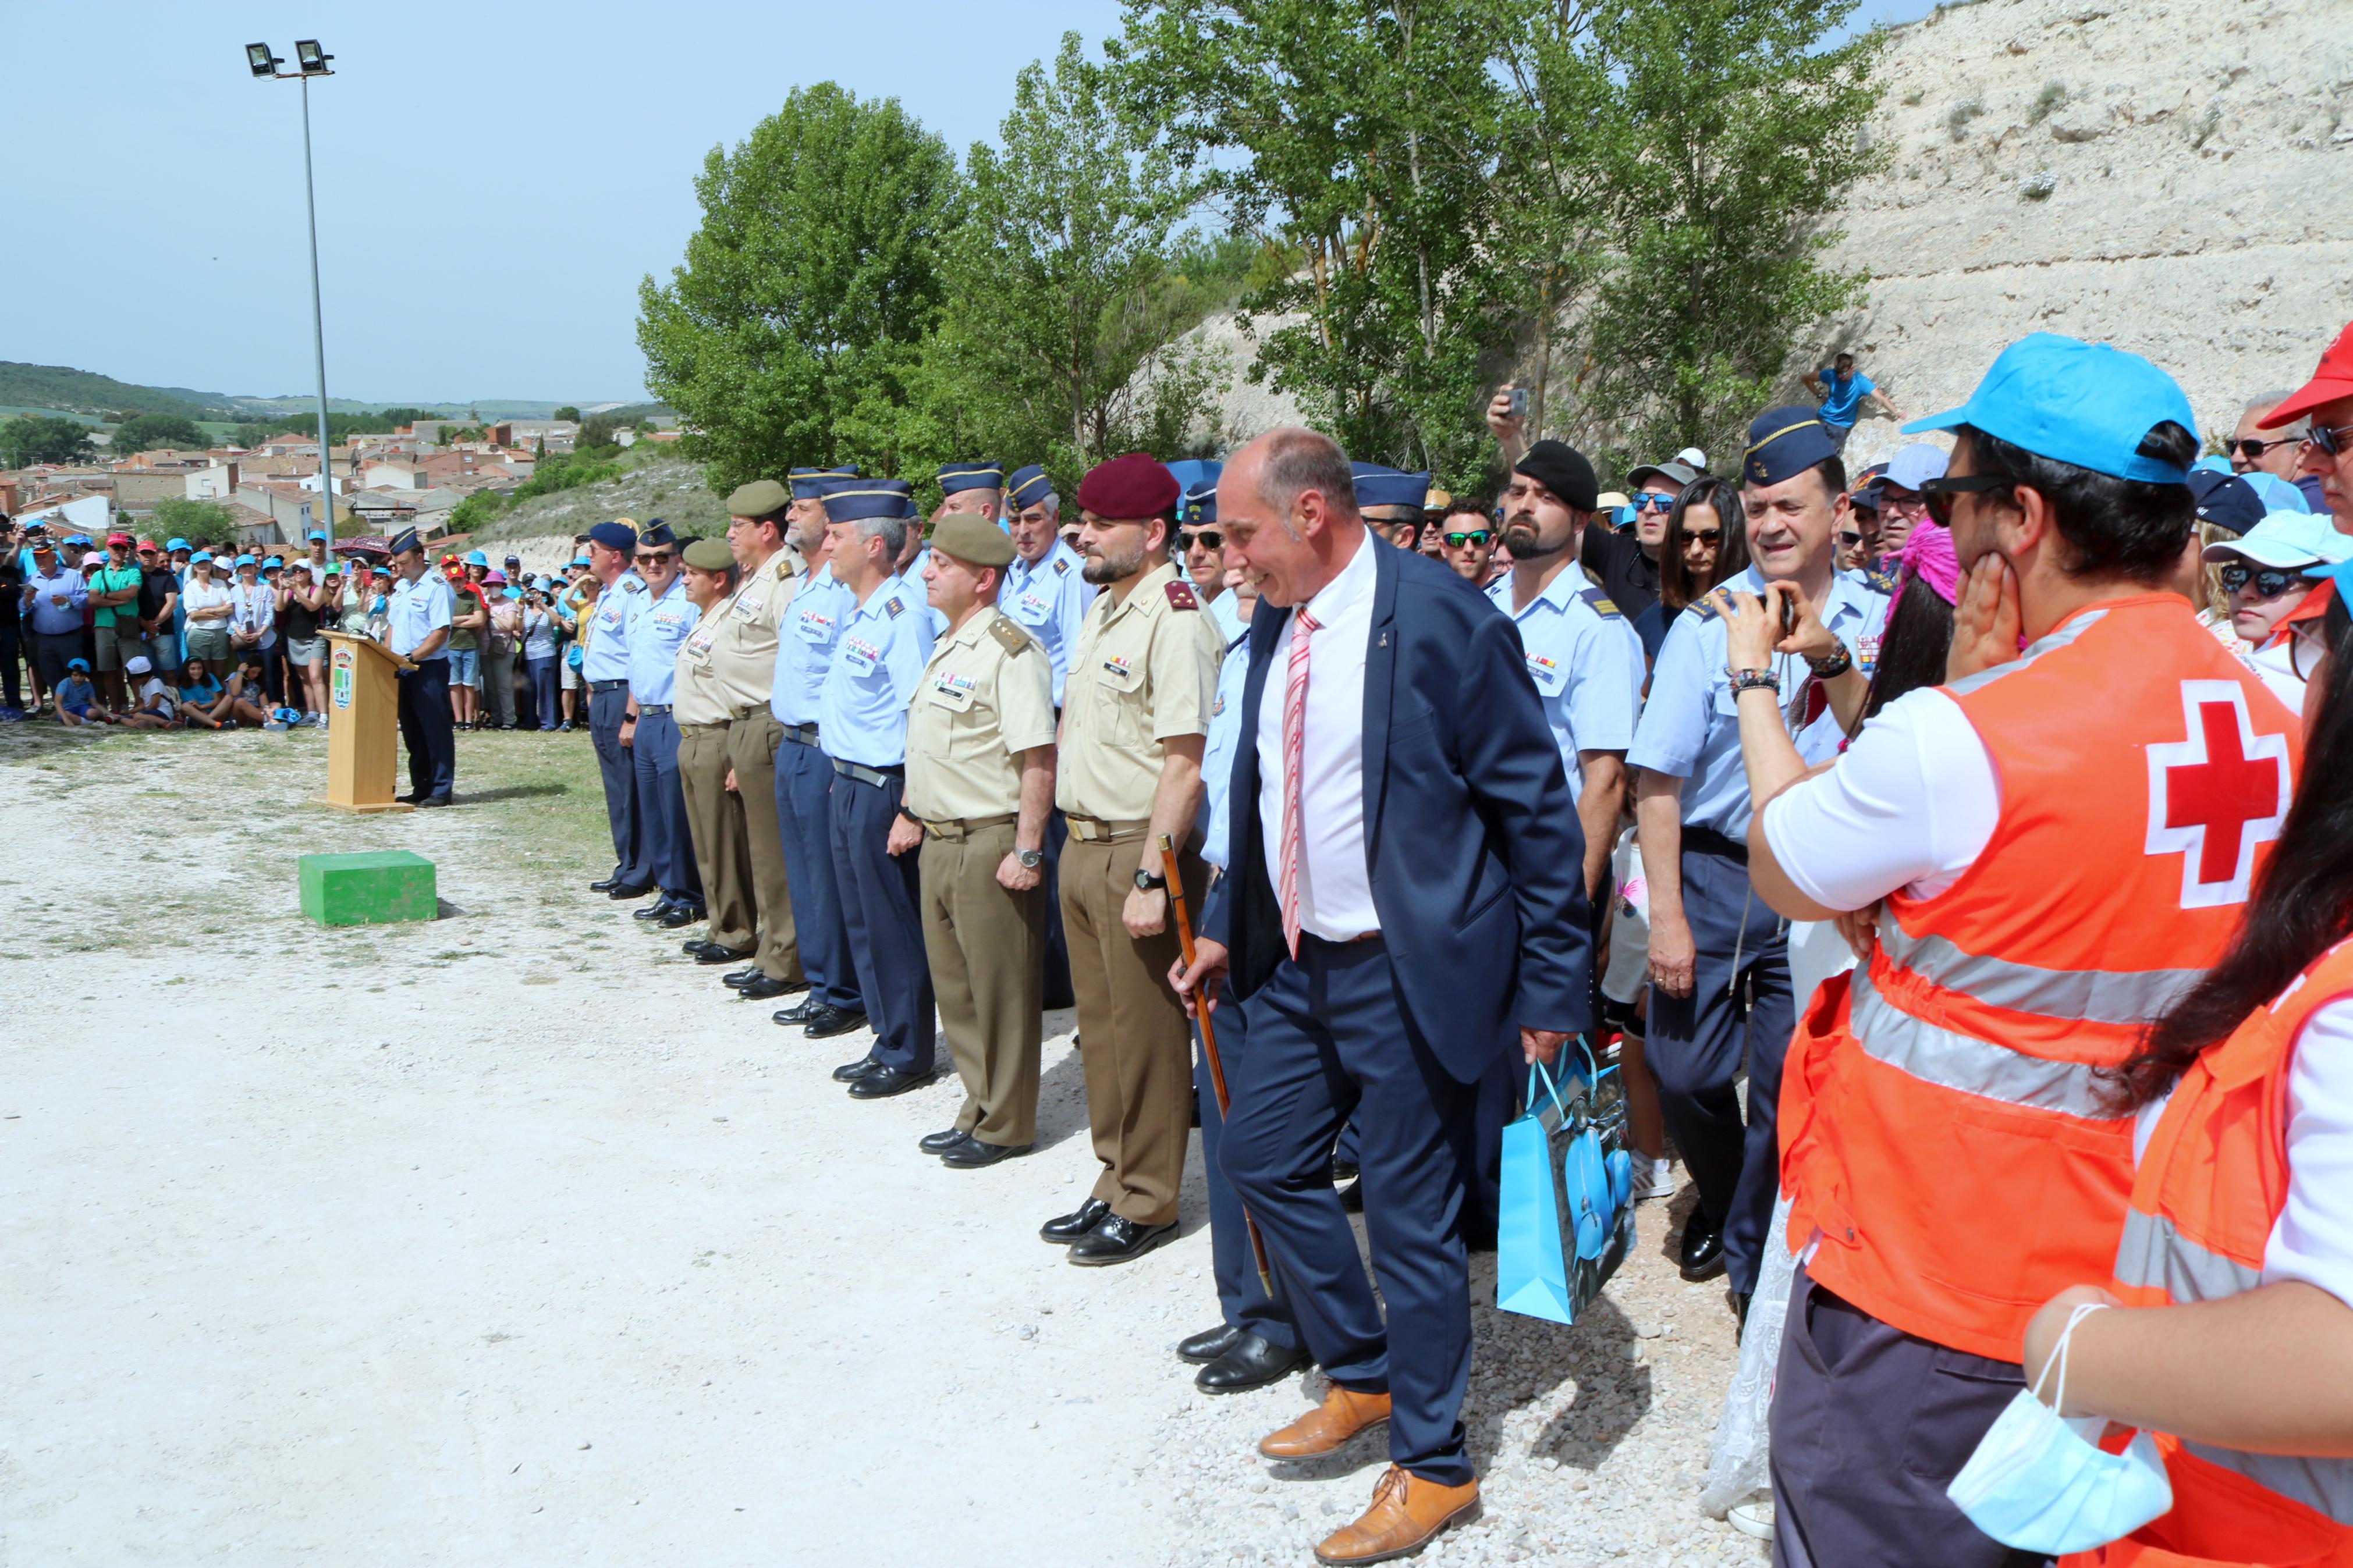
left=590, top=876, right=622, bottom=893
left=1067, top=1215, right=1177, bottom=1267
left=1040, top=1199, right=1110, bottom=1245
left=772, top=996, right=825, bottom=1023
left=940, top=1137, right=1030, bottom=1169
left=801, top=1003, right=867, bottom=1040
left=736, top=973, right=805, bottom=1001
left=847, top=1065, right=935, bottom=1100
left=832, top=1055, right=881, bottom=1083
left=695, top=944, right=754, bottom=966
left=723, top=967, right=762, bottom=987
left=1197, top=1333, right=1311, bottom=1395
left=920, top=1128, right=972, bottom=1154
left=633, top=899, right=672, bottom=921
left=682, top=939, right=721, bottom=957
left=606, top=882, right=654, bottom=900
left=1678, top=1220, right=1726, bottom=1283
left=656, top=903, right=705, bottom=929
left=1178, top=1323, right=1245, bottom=1366
left=418, top=794, right=452, bottom=808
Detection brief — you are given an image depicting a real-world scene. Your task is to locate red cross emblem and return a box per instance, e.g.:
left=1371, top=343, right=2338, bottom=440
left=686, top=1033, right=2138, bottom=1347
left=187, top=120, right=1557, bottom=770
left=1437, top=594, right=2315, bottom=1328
left=2145, top=680, right=2290, bottom=909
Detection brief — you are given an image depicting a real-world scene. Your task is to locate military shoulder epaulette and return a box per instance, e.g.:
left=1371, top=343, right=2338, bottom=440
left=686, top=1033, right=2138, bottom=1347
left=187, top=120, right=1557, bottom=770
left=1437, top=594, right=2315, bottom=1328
left=622, top=577, right=645, bottom=592
left=988, top=616, right=1032, bottom=655
left=1165, top=580, right=1199, bottom=611
left=1578, top=586, right=1621, bottom=618
left=884, top=595, right=906, bottom=618
left=1052, top=557, right=1070, bottom=575
left=1865, top=567, right=1897, bottom=595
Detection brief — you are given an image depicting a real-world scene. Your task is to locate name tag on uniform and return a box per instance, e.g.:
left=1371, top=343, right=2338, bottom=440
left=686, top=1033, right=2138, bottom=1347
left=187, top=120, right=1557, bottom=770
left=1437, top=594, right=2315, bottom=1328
left=929, top=671, right=977, bottom=709
left=796, top=610, right=835, bottom=645
left=1098, top=653, right=1140, bottom=691
left=1525, top=653, right=1563, bottom=691
left=842, top=635, right=881, bottom=675
left=686, top=623, right=718, bottom=664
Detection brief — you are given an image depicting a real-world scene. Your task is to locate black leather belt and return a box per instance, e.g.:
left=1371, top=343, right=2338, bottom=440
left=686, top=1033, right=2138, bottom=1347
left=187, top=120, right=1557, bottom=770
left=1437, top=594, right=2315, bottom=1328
left=779, top=723, right=820, bottom=746
left=590, top=678, right=627, bottom=692
left=832, top=759, right=903, bottom=788
left=1682, top=825, right=1749, bottom=863
left=637, top=703, right=672, bottom=716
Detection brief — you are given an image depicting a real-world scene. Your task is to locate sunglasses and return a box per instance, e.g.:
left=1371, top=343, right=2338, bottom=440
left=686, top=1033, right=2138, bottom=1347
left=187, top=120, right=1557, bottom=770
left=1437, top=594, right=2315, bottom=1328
left=1177, top=529, right=1223, bottom=551
left=2228, top=436, right=2298, bottom=460
left=1442, top=529, right=1493, bottom=549
left=635, top=551, right=674, bottom=565
left=1838, top=530, right=1863, bottom=546
left=1631, top=493, right=1675, bottom=514
left=2217, top=563, right=2304, bottom=598
left=1683, top=528, right=1722, bottom=545
left=1918, top=473, right=2012, bottom=527
left=2306, top=422, right=2353, bottom=459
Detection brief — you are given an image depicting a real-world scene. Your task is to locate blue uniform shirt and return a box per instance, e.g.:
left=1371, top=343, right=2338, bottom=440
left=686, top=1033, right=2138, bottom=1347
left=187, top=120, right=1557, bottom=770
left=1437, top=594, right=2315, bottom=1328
left=1486, top=568, right=1645, bottom=802
left=1626, top=564, right=1889, bottom=840
left=770, top=563, right=851, bottom=727
left=1001, top=538, right=1096, bottom=707
left=385, top=571, right=453, bottom=659
left=580, top=575, right=639, bottom=684
left=624, top=574, right=697, bottom=704
left=817, top=573, right=935, bottom=767
left=903, top=547, right=950, bottom=637
left=1198, top=602, right=1254, bottom=872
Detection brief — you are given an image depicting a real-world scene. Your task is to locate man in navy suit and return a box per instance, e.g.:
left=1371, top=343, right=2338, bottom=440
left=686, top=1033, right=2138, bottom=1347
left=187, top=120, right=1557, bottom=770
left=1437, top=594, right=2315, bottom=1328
left=1174, top=428, right=1590, bottom=1566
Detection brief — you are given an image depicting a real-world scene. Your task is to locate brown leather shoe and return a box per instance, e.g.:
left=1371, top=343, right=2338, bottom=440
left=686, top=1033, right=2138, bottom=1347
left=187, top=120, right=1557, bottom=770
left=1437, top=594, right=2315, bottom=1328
left=1313, top=1466, right=1481, bottom=1565
left=1257, top=1384, right=1392, bottom=1459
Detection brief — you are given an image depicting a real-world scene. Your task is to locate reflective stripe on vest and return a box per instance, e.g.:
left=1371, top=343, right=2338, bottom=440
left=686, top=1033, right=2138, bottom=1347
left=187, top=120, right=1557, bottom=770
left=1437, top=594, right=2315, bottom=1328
left=1851, top=967, right=2122, bottom=1122
left=1878, top=926, right=2205, bottom=1029
left=2111, top=1206, right=2262, bottom=1301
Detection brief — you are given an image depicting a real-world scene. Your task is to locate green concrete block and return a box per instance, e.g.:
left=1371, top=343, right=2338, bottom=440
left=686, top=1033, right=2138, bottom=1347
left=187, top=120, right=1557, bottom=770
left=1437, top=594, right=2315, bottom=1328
left=300, top=851, right=437, bottom=927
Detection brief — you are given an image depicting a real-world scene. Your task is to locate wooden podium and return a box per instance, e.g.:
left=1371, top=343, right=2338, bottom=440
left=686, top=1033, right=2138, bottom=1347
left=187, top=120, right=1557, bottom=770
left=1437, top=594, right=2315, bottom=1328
left=322, top=632, right=414, bottom=813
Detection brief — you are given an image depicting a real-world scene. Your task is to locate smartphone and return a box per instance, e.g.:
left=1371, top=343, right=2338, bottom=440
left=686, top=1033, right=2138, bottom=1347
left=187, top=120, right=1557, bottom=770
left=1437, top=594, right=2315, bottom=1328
left=1779, top=591, right=1797, bottom=637
left=1507, top=386, right=1528, bottom=420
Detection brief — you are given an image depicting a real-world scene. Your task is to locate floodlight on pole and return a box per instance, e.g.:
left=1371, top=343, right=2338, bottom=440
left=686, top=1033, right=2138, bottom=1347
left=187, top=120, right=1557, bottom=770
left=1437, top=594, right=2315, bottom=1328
left=246, top=41, right=339, bottom=536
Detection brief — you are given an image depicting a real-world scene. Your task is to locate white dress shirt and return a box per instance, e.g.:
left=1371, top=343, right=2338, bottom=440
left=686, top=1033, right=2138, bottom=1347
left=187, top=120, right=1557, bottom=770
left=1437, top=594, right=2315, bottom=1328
left=1255, top=532, right=1380, bottom=941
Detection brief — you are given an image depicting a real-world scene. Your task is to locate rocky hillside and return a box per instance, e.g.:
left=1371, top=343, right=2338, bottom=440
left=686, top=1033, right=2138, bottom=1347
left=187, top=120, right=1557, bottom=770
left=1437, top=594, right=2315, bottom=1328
left=470, top=454, right=727, bottom=578
left=1821, top=0, right=2350, bottom=463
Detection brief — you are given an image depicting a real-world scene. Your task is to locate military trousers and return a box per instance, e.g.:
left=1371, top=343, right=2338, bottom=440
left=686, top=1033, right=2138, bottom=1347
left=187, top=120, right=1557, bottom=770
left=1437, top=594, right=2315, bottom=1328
left=630, top=710, right=701, bottom=905
left=918, top=820, right=1044, bottom=1147
left=677, top=720, right=755, bottom=952
left=726, top=709, right=802, bottom=984
left=1059, top=831, right=1207, bottom=1226
left=588, top=684, right=644, bottom=885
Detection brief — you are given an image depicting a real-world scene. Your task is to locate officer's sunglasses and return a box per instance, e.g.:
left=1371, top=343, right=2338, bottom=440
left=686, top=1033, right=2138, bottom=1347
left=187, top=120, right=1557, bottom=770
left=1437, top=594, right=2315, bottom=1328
left=1917, top=474, right=2012, bottom=527
left=2217, top=563, right=2305, bottom=599
left=2305, top=422, right=2353, bottom=459
left=1177, top=528, right=1223, bottom=551
left=635, top=550, right=674, bottom=565
left=1442, top=529, right=1492, bottom=549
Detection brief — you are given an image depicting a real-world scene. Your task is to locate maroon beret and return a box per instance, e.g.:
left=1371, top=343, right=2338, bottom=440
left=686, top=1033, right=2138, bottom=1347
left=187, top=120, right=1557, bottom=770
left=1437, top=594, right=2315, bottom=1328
left=1075, top=452, right=1180, bottom=520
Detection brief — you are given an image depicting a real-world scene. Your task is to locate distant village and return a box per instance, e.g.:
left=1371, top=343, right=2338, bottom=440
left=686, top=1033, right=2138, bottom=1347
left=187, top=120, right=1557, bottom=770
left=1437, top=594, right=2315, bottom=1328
left=1, top=415, right=683, bottom=547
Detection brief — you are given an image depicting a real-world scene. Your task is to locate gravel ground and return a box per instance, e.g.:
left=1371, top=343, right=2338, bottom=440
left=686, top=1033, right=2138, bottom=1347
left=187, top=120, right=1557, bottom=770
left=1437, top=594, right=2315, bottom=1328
left=3, top=720, right=1765, bottom=1566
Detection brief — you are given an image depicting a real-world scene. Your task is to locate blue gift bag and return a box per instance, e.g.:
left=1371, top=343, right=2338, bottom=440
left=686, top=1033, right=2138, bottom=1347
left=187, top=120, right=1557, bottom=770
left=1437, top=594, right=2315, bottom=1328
left=1496, top=1041, right=1635, bottom=1326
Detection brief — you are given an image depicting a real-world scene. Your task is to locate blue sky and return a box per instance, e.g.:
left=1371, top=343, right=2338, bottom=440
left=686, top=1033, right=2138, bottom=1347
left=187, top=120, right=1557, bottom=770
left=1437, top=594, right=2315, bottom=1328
left=0, top=0, right=1934, bottom=409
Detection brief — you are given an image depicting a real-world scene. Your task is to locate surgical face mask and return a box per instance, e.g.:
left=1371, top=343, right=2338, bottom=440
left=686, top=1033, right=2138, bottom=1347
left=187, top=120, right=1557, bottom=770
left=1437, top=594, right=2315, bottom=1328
left=1947, top=1304, right=2173, bottom=1555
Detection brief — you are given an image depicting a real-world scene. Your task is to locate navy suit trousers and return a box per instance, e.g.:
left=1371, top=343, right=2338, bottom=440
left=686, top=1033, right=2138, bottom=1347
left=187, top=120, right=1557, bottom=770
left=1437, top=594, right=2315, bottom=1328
left=774, top=737, right=862, bottom=1014
left=1195, top=978, right=1299, bottom=1351
left=631, top=711, right=700, bottom=903
left=589, top=687, right=645, bottom=886
left=395, top=656, right=455, bottom=799
left=1222, top=934, right=1479, bottom=1486
left=828, top=768, right=934, bottom=1075
left=1643, top=837, right=1793, bottom=1296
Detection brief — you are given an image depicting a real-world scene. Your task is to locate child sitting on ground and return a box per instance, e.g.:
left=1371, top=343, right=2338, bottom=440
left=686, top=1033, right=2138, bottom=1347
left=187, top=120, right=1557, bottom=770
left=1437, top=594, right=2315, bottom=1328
left=118, top=655, right=177, bottom=730
left=54, top=660, right=107, bottom=727
left=177, top=659, right=230, bottom=730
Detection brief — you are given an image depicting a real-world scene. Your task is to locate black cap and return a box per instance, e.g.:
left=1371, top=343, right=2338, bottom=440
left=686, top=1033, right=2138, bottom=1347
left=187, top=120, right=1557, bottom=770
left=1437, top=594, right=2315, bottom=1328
left=1513, top=440, right=1599, bottom=512
left=2187, top=470, right=2264, bottom=536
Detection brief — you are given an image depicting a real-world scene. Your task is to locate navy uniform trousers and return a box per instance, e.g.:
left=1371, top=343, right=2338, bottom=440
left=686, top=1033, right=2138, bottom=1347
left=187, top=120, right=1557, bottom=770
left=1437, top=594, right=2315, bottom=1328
left=395, top=655, right=455, bottom=800
left=1222, top=934, right=1481, bottom=1487
left=589, top=683, right=647, bottom=886
left=773, top=734, right=863, bottom=1016
left=1195, top=977, right=1300, bottom=1353
left=629, top=710, right=701, bottom=906
left=1644, top=830, right=1793, bottom=1296
left=1039, top=809, right=1076, bottom=1009
left=828, top=765, right=934, bottom=1076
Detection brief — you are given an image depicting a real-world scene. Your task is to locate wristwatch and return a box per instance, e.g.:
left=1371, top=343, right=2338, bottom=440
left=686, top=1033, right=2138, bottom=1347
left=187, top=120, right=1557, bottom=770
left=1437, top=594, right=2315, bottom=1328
left=1134, top=866, right=1167, bottom=892
left=1017, top=848, right=1044, bottom=870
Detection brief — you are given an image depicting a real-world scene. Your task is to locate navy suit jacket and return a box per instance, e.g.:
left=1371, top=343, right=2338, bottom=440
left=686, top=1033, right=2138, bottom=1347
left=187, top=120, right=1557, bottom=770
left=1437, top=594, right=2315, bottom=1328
left=1206, top=538, right=1591, bottom=1084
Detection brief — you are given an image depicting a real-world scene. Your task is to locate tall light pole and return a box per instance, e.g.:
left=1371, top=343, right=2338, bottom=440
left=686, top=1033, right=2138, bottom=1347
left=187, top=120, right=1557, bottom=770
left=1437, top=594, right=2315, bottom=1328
left=246, top=40, right=338, bottom=536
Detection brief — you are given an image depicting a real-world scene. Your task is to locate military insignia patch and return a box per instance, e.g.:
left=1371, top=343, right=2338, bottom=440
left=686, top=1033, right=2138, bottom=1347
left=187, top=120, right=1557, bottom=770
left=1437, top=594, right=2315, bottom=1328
left=1578, top=586, right=1621, bottom=618
left=988, top=617, right=1031, bottom=655
left=884, top=597, right=905, bottom=618
left=1052, top=559, right=1070, bottom=575
left=1165, top=581, right=1198, bottom=611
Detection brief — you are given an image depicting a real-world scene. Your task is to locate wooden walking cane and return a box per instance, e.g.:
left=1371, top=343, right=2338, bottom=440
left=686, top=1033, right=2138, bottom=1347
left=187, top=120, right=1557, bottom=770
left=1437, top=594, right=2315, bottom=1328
left=1159, top=831, right=1274, bottom=1297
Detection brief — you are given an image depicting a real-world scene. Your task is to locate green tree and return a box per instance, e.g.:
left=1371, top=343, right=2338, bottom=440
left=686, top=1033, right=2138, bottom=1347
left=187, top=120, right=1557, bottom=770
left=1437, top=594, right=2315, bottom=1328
left=1570, top=0, right=1887, bottom=469
left=1120, top=0, right=1521, bottom=484
left=0, top=415, right=96, bottom=467
left=109, top=413, right=212, bottom=453
left=150, top=497, right=236, bottom=538
left=910, top=32, right=1212, bottom=478
left=637, top=82, right=963, bottom=493
left=552, top=406, right=581, bottom=422
left=576, top=413, right=620, bottom=451
left=445, top=490, right=507, bottom=535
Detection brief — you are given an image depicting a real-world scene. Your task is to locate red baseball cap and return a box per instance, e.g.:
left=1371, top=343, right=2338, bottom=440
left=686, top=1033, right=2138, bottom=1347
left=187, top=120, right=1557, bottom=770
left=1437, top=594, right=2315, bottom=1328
left=106, top=531, right=133, bottom=547
left=136, top=538, right=159, bottom=552
left=2259, top=321, right=2353, bottom=429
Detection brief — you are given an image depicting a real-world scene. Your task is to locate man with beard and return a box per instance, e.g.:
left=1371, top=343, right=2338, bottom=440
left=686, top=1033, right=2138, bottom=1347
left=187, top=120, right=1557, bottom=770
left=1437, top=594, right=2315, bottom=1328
left=1044, top=453, right=1223, bottom=1268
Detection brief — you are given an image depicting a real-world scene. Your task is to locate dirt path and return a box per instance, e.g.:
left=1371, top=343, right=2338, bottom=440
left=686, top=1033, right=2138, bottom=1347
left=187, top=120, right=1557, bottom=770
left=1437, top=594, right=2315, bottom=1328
left=2, top=723, right=1761, bottom=1566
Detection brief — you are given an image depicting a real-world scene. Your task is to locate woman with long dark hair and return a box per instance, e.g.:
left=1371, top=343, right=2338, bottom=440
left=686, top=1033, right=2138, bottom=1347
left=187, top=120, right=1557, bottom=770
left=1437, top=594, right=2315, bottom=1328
left=1633, top=477, right=1751, bottom=663
left=2015, top=576, right=2353, bottom=1566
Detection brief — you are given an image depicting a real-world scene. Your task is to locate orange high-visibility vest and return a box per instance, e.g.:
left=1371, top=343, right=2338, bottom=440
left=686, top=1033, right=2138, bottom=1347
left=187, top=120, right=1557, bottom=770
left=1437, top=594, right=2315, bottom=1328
left=2065, top=941, right=2353, bottom=1568
left=1781, top=595, right=2301, bottom=1361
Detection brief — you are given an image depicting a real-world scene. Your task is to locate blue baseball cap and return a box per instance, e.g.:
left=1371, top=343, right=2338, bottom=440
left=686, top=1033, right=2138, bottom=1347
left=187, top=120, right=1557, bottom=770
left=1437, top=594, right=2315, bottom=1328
left=1902, top=332, right=2196, bottom=485
left=936, top=461, right=1003, bottom=495
left=824, top=479, right=915, bottom=522
left=66, top=657, right=90, bottom=672
left=234, top=554, right=256, bottom=568
left=189, top=549, right=214, bottom=564
left=465, top=549, right=489, bottom=566
left=166, top=536, right=190, bottom=552
left=2206, top=512, right=2352, bottom=570
left=2187, top=470, right=2265, bottom=536
left=1006, top=464, right=1052, bottom=510
left=2240, top=471, right=2312, bottom=515
left=263, top=556, right=284, bottom=569
left=307, top=529, right=328, bottom=541
left=570, top=554, right=591, bottom=567
left=1881, top=443, right=1949, bottom=493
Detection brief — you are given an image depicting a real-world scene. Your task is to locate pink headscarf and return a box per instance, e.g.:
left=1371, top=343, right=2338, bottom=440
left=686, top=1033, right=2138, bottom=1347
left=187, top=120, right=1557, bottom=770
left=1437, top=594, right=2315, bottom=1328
left=1895, top=520, right=1960, bottom=606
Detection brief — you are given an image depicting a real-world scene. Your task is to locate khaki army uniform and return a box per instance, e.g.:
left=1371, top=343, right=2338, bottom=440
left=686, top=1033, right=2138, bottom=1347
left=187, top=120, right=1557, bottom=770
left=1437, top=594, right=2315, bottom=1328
left=906, top=604, right=1059, bottom=1147
left=674, top=598, right=755, bottom=952
left=1056, top=559, right=1223, bottom=1225
left=701, top=546, right=806, bottom=984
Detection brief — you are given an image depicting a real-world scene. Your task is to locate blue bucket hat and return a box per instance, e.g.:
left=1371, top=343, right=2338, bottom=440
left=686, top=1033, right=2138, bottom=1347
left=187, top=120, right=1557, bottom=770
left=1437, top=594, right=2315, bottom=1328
left=936, top=461, right=1003, bottom=496
left=824, top=479, right=915, bottom=521
left=465, top=549, right=489, bottom=567
left=1902, top=332, right=2196, bottom=485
